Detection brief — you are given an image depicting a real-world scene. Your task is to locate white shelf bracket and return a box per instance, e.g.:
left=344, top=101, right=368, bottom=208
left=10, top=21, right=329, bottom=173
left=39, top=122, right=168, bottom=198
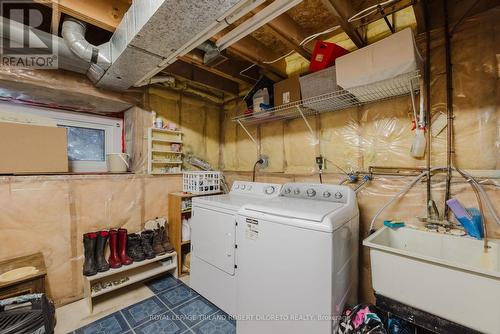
left=237, top=119, right=259, bottom=148
left=296, top=105, right=315, bottom=139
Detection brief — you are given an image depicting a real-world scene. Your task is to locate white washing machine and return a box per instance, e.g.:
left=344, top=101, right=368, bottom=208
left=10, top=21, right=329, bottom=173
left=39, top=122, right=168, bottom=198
left=190, top=181, right=282, bottom=315
left=235, top=183, right=359, bottom=334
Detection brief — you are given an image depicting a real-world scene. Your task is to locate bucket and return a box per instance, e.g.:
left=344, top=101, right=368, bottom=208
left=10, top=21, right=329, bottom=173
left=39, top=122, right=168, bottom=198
left=106, top=153, right=129, bottom=173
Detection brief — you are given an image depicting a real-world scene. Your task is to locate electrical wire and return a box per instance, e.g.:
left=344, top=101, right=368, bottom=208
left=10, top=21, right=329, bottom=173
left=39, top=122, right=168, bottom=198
left=262, top=25, right=341, bottom=65
left=252, top=158, right=264, bottom=182
left=348, top=0, right=400, bottom=23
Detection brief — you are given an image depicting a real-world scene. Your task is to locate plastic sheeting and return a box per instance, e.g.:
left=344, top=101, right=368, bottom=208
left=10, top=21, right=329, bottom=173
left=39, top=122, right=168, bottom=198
left=0, top=174, right=182, bottom=306
left=0, top=67, right=139, bottom=115
left=222, top=8, right=499, bottom=174
left=148, top=88, right=221, bottom=170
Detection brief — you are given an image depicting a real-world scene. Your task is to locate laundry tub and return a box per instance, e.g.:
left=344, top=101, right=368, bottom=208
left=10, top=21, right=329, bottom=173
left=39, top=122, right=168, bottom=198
left=363, top=227, right=499, bottom=334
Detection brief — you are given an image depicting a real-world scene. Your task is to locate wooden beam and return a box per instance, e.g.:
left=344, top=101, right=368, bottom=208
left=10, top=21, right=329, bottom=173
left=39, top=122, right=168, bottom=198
left=180, top=50, right=253, bottom=87
left=164, top=60, right=240, bottom=96
left=320, top=0, right=365, bottom=48
left=214, top=32, right=287, bottom=79
left=251, top=4, right=311, bottom=59
left=50, top=1, right=61, bottom=34
left=413, top=0, right=427, bottom=34
left=35, top=0, right=129, bottom=31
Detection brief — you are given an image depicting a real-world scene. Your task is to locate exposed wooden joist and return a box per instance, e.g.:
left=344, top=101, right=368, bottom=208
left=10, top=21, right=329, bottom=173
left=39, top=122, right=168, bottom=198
left=164, top=60, right=240, bottom=96
left=180, top=50, right=253, bottom=87
left=320, top=0, right=365, bottom=48
left=35, top=0, right=129, bottom=32
left=214, top=32, right=287, bottom=80
left=413, top=0, right=427, bottom=34
left=51, top=1, right=61, bottom=34
left=251, top=4, right=311, bottom=59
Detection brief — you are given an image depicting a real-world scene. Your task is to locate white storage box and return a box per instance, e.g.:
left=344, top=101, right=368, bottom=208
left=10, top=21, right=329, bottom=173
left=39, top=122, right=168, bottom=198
left=299, top=67, right=353, bottom=112
left=183, top=171, right=221, bottom=194
left=336, top=28, right=423, bottom=102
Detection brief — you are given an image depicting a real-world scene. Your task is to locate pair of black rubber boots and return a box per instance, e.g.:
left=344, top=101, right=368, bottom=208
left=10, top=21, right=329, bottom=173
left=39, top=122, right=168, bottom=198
left=127, top=230, right=156, bottom=262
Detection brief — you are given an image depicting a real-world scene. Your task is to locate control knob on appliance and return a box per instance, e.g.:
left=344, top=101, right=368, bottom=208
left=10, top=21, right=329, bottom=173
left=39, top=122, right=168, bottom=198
left=294, top=188, right=301, bottom=195
left=306, top=189, right=316, bottom=197
left=240, top=184, right=246, bottom=190
left=334, top=192, right=343, bottom=199
left=284, top=188, right=291, bottom=195
left=323, top=191, right=331, bottom=198
left=264, top=186, right=275, bottom=195
left=234, top=184, right=240, bottom=190
left=247, top=185, right=253, bottom=191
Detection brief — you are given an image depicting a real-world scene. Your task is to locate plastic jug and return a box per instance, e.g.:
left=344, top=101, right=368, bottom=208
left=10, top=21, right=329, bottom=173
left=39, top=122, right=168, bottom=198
left=410, top=128, right=426, bottom=158
left=253, top=88, right=270, bottom=113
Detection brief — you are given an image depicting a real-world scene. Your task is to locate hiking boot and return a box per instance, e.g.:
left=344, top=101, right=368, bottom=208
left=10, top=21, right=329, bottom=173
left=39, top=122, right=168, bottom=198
left=152, top=229, right=166, bottom=256
left=83, top=233, right=98, bottom=276
left=95, top=231, right=110, bottom=272
left=127, top=233, right=145, bottom=262
left=141, top=230, right=156, bottom=260
left=118, top=228, right=133, bottom=265
left=108, top=229, right=122, bottom=269
left=159, top=223, right=174, bottom=253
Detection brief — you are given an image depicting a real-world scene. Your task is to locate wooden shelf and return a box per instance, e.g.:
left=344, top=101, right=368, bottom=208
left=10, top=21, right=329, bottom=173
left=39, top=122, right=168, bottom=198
left=151, top=138, right=183, bottom=144
left=151, top=128, right=182, bottom=134
left=84, top=252, right=177, bottom=313
left=91, top=261, right=176, bottom=298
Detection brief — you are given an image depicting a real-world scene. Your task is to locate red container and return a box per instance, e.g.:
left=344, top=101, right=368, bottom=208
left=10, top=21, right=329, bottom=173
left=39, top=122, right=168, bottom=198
left=309, top=41, right=349, bottom=73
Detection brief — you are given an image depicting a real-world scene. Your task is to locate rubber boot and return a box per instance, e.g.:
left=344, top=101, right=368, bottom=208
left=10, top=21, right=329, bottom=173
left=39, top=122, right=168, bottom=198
left=83, top=233, right=98, bottom=276
left=126, top=233, right=146, bottom=262
left=141, top=230, right=156, bottom=259
left=118, top=228, right=133, bottom=265
left=95, top=231, right=110, bottom=272
left=152, top=229, right=166, bottom=256
left=108, top=229, right=122, bottom=269
left=159, top=223, right=174, bottom=253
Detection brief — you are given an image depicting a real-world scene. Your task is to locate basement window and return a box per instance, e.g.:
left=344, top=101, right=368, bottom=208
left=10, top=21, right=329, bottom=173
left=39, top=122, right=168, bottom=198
left=0, top=103, right=123, bottom=173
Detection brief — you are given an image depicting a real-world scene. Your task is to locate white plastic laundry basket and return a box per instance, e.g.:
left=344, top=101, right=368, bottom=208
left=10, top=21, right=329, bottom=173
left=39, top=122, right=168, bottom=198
left=182, top=171, right=221, bottom=195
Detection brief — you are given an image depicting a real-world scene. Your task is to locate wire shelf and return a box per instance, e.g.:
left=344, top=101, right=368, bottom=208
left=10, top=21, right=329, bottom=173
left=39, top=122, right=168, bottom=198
left=233, top=70, right=421, bottom=125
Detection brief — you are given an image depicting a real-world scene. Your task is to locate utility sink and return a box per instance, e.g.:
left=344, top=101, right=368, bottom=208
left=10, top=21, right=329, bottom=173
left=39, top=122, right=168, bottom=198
left=364, top=227, right=500, bottom=334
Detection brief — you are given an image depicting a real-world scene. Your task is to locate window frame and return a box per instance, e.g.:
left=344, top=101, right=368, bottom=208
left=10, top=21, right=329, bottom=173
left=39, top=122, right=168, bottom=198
left=1, top=103, right=123, bottom=173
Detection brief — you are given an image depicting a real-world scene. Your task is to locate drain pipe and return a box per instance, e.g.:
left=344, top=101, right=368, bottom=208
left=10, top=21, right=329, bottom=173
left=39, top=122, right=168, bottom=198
left=443, top=0, right=453, bottom=218
left=61, top=18, right=111, bottom=83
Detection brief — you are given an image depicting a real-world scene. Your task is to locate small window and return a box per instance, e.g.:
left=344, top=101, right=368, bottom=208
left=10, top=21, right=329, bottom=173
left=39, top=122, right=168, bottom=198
left=0, top=103, right=123, bottom=173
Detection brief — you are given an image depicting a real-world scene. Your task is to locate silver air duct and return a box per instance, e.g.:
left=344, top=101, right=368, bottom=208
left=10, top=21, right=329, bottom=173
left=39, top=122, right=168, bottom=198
left=61, top=18, right=111, bottom=83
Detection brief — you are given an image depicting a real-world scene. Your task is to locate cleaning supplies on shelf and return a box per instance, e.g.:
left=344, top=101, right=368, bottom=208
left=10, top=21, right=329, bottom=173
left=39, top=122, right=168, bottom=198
left=253, top=88, right=270, bottom=114
left=446, top=199, right=483, bottom=239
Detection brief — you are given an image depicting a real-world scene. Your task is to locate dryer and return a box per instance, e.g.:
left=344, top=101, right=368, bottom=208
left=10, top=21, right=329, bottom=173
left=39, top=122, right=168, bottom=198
left=235, top=183, right=359, bottom=334
left=190, top=181, right=282, bottom=315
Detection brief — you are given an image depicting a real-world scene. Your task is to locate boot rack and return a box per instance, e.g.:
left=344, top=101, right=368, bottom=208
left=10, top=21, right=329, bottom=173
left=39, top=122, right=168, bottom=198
left=84, top=252, right=177, bottom=313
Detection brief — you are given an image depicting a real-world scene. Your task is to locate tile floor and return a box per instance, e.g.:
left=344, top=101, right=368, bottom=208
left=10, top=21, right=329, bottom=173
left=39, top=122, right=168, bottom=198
left=69, top=275, right=236, bottom=334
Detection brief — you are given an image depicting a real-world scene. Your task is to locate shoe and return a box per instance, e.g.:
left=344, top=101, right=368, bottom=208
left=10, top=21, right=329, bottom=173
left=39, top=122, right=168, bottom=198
left=159, top=223, right=174, bottom=253
left=118, top=228, right=133, bottom=265
left=95, top=231, right=110, bottom=272
left=141, top=230, right=156, bottom=260
left=108, top=229, right=122, bottom=269
left=152, top=229, right=166, bottom=256
left=127, top=233, right=146, bottom=262
left=83, top=233, right=98, bottom=276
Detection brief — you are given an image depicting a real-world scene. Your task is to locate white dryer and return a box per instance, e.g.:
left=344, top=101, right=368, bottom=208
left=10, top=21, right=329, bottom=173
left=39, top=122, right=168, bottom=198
left=190, top=181, right=282, bottom=315
left=235, top=183, right=359, bottom=334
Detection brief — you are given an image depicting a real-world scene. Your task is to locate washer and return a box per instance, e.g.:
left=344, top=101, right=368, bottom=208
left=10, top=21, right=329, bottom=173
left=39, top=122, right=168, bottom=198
left=190, top=181, right=282, bottom=315
left=236, top=183, right=359, bottom=334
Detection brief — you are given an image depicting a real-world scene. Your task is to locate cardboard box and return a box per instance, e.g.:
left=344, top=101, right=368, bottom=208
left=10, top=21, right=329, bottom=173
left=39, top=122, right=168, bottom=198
left=0, top=122, right=68, bottom=174
left=273, top=76, right=301, bottom=107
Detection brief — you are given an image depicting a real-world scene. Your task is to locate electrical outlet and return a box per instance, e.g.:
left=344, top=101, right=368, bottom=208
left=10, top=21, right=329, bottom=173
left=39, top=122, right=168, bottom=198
left=315, top=156, right=324, bottom=170
left=259, top=155, right=269, bottom=169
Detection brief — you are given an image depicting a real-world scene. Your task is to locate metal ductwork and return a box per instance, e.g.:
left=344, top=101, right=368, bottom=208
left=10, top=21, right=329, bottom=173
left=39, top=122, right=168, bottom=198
left=196, top=41, right=228, bottom=67
left=61, top=18, right=111, bottom=83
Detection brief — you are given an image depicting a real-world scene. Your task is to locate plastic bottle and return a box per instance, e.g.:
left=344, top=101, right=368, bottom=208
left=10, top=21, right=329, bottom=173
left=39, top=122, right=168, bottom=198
left=253, top=88, right=269, bottom=114
left=410, top=128, right=426, bottom=158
